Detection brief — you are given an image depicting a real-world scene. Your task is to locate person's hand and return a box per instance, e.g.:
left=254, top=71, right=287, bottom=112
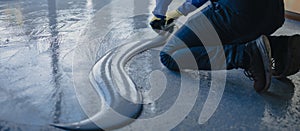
left=150, top=10, right=183, bottom=31
left=150, top=16, right=167, bottom=30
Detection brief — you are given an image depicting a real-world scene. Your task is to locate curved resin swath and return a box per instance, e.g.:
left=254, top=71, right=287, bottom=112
left=51, top=32, right=171, bottom=130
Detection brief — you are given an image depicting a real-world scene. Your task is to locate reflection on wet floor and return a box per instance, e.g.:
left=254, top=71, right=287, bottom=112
left=47, top=0, right=62, bottom=124
left=0, top=0, right=300, bottom=130
left=0, top=0, right=112, bottom=130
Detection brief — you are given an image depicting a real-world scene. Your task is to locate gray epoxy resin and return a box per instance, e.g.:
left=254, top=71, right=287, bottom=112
left=51, top=32, right=171, bottom=130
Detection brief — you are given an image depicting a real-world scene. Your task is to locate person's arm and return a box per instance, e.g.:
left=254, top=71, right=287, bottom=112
left=152, top=0, right=173, bottom=19
left=152, top=0, right=208, bottom=18
left=177, top=0, right=209, bottom=16
left=150, top=0, right=209, bottom=31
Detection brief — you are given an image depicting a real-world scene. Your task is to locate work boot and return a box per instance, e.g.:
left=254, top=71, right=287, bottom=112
left=243, top=35, right=272, bottom=93
left=272, top=34, right=300, bottom=78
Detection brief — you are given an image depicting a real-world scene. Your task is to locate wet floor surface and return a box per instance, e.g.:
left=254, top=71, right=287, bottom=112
left=0, top=0, right=300, bottom=130
left=0, top=0, right=111, bottom=130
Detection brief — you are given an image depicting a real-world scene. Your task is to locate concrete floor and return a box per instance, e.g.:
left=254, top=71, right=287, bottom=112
left=0, top=0, right=300, bottom=130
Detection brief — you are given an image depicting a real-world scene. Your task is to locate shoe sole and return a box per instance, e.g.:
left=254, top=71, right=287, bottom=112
left=255, top=35, right=272, bottom=92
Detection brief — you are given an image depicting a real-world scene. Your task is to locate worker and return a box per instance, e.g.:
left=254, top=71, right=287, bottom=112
left=150, top=0, right=300, bottom=92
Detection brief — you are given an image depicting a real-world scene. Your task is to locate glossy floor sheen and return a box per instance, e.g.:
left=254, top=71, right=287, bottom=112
left=0, top=0, right=300, bottom=130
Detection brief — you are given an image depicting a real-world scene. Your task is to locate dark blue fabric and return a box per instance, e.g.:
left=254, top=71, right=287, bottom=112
left=160, top=0, right=285, bottom=71
left=202, top=1, right=284, bottom=44
left=160, top=45, right=245, bottom=71
left=190, top=0, right=208, bottom=8
left=160, top=25, right=245, bottom=71
left=154, top=14, right=166, bottom=19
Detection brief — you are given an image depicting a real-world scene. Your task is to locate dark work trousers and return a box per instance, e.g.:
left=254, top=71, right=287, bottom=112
left=160, top=0, right=285, bottom=71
